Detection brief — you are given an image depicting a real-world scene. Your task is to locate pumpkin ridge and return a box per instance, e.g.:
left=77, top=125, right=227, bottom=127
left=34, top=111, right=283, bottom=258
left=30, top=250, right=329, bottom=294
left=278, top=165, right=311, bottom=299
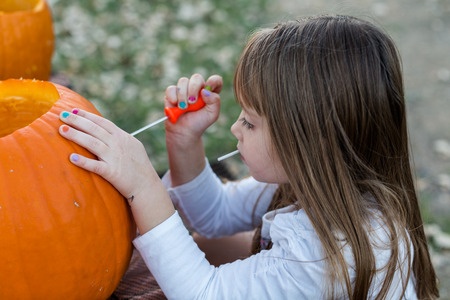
left=90, top=171, right=133, bottom=288
left=0, top=140, right=33, bottom=296
left=2, top=135, right=54, bottom=294
left=83, top=130, right=135, bottom=286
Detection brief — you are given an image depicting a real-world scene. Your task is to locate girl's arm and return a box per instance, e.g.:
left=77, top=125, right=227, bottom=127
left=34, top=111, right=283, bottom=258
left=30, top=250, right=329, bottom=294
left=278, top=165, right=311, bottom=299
left=163, top=162, right=276, bottom=237
left=164, top=74, right=222, bottom=186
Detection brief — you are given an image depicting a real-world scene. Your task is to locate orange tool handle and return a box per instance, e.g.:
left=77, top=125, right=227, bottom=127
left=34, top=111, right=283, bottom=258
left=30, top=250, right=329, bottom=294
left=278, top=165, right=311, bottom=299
left=164, top=95, right=206, bottom=123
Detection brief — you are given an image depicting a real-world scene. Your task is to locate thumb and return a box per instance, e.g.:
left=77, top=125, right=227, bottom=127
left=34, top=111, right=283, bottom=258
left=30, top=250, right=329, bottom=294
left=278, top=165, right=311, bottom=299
left=201, top=88, right=220, bottom=108
left=205, top=75, right=223, bottom=94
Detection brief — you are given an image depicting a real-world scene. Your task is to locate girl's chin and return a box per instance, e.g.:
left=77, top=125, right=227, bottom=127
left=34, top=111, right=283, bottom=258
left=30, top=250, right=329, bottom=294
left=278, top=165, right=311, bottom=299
left=249, top=168, right=287, bottom=184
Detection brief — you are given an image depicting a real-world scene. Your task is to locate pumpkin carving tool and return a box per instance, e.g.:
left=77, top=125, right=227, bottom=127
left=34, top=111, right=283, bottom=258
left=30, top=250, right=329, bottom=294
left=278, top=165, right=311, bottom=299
left=131, top=95, right=205, bottom=136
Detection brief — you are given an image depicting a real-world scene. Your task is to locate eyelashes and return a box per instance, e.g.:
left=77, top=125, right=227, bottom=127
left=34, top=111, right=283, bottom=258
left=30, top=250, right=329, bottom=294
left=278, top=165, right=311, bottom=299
left=239, top=117, right=254, bottom=129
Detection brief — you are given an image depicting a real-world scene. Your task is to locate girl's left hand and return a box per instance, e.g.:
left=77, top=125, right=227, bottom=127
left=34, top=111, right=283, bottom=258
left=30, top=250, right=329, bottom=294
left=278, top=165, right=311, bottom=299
left=58, top=109, right=159, bottom=201
left=164, top=74, right=222, bottom=138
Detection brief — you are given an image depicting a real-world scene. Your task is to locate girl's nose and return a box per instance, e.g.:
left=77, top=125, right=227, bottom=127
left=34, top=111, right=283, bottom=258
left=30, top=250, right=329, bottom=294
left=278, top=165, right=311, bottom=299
left=230, top=119, right=241, bottom=140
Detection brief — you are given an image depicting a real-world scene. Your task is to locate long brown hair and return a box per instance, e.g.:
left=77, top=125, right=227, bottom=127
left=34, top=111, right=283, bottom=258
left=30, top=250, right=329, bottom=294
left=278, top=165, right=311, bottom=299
left=235, top=15, right=438, bottom=299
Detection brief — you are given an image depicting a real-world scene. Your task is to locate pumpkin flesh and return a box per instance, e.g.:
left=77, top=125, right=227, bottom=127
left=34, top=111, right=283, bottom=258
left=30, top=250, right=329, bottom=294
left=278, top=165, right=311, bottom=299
left=0, top=79, right=135, bottom=299
left=0, top=79, right=58, bottom=137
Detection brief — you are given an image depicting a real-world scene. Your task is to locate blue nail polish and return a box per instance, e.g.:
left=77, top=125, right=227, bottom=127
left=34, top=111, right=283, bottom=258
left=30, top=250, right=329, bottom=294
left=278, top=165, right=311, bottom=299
left=179, top=101, right=187, bottom=109
left=62, top=111, right=70, bottom=118
left=202, top=89, right=211, bottom=97
left=70, top=154, right=80, bottom=162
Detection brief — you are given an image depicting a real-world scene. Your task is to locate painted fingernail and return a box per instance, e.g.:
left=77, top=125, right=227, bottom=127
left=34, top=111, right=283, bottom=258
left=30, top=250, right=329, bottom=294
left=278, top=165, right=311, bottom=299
left=188, top=96, right=196, bottom=103
left=202, top=89, right=211, bottom=97
left=179, top=101, right=187, bottom=109
left=62, top=111, right=70, bottom=118
left=205, top=85, right=212, bottom=91
left=61, top=125, right=70, bottom=133
left=72, top=109, right=79, bottom=114
left=70, top=154, right=80, bottom=162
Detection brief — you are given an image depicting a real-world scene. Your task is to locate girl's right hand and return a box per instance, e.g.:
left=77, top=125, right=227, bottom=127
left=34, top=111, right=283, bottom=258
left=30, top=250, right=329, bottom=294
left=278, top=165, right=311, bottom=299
left=164, top=74, right=222, bottom=142
left=59, top=109, right=176, bottom=233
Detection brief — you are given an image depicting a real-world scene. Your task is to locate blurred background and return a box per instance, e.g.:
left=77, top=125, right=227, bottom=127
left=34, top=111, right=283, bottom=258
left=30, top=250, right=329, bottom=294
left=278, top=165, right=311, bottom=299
left=47, top=0, right=449, bottom=295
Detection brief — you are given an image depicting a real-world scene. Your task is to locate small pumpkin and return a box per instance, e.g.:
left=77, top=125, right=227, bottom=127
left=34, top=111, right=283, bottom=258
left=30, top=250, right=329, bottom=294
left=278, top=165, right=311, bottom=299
left=0, top=79, right=135, bottom=299
left=0, top=0, right=54, bottom=80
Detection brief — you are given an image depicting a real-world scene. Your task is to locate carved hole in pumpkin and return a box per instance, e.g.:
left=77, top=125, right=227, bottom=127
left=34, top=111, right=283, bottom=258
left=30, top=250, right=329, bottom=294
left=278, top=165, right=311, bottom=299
left=0, top=79, right=60, bottom=137
left=0, top=0, right=42, bottom=12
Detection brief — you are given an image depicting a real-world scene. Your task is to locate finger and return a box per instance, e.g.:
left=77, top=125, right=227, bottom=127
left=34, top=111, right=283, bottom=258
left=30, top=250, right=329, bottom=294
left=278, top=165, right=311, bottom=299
left=205, top=75, right=223, bottom=94
left=176, top=77, right=189, bottom=110
left=60, top=111, right=110, bottom=143
left=187, top=73, right=205, bottom=104
left=66, top=109, right=118, bottom=135
left=165, top=85, right=178, bottom=107
left=201, top=87, right=221, bottom=107
left=68, top=153, right=110, bottom=179
left=59, top=124, right=109, bottom=159
left=60, top=110, right=122, bottom=147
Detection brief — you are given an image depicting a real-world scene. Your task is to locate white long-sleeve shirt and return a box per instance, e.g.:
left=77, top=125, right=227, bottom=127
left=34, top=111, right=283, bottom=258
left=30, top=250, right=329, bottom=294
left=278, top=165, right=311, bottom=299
left=133, top=162, right=417, bottom=299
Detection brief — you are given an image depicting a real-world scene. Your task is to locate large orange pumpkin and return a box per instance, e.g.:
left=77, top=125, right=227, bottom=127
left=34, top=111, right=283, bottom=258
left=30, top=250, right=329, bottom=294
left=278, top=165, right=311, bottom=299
left=0, top=0, right=54, bottom=80
left=0, top=79, right=136, bottom=299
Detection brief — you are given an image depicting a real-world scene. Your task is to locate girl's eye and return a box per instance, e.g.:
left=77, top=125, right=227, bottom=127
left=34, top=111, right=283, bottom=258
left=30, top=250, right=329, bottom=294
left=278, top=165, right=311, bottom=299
left=239, top=117, right=254, bottom=129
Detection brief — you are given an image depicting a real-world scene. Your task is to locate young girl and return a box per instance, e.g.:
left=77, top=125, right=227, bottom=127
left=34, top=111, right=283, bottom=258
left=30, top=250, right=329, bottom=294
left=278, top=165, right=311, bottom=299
left=59, top=15, right=439, bottom=299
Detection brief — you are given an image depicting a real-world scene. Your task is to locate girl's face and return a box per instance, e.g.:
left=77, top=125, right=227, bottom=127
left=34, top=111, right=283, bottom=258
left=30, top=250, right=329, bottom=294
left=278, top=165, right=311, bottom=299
left=230, top=108, right=288, bottom=184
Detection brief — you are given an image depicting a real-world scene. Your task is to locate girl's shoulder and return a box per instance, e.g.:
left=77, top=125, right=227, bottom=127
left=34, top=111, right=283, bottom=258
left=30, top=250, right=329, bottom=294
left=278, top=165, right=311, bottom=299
left=266, top=207, right=325, bottom=261
left=267, top=206, right=406, bottom=262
